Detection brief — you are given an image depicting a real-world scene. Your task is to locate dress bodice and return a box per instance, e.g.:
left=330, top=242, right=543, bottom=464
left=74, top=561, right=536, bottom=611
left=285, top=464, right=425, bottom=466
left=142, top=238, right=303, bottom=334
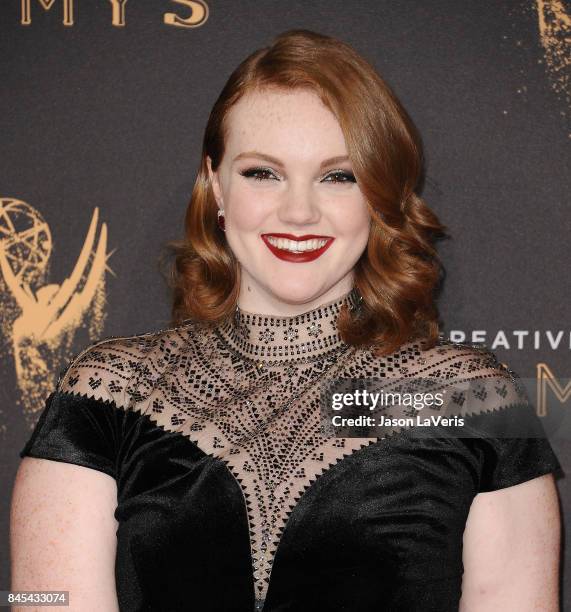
left=20, top=288, right=562, bottom=611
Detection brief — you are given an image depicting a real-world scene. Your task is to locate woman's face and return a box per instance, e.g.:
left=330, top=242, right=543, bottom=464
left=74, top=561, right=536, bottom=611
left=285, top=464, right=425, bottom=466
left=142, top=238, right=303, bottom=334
left=207, top=87, right=371, bottom=315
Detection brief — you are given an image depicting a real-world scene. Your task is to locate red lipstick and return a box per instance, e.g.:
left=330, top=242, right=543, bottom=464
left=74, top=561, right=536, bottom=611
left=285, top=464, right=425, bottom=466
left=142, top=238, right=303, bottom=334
left=261, top=233, right=334, bottom=263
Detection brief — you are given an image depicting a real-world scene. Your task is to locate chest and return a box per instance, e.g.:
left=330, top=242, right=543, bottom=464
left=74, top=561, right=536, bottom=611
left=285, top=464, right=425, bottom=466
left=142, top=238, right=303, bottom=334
left=112, top=413, right=478, bottom=611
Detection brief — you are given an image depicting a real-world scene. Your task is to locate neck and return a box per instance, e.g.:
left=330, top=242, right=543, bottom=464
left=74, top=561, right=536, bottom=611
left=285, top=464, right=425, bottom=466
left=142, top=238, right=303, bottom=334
left=237, top=282, right=355, bottom=319
left=216, top=287, right=362, bottom=365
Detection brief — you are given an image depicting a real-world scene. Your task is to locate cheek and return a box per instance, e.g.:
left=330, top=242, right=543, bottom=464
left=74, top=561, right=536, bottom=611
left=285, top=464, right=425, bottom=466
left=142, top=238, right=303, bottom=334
left=332, top=197, right=370, bottom=236
left=226, top=189, right=273, bottom=231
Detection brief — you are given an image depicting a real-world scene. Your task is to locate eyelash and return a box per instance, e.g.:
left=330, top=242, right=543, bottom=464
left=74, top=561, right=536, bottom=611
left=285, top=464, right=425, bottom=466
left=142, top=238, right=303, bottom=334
left=239, top=166, right=356, bottom=184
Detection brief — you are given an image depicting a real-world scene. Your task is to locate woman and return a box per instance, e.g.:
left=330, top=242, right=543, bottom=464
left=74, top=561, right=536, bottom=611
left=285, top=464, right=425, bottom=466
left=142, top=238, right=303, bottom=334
left=11, top=29, right=561, bottom=611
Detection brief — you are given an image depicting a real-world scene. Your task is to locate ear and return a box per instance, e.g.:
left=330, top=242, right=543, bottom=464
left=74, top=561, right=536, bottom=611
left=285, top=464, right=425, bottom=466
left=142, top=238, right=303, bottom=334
left=206, top=155, right=223, bottom=207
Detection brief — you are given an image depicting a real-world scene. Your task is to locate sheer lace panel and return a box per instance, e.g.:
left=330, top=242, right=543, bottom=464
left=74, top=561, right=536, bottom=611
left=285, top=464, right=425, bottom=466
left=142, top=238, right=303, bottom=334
left=57, top=288, right=527, bottom=604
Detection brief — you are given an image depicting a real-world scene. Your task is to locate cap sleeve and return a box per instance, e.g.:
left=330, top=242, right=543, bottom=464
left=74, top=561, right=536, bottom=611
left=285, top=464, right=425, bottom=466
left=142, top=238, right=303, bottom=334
left=19, top=339, right=131, bottom=479
left=411, top=340, right=563, bottom=494
left=466, top=361, right=563, bottom=493
left=476, top=398, right=562, bottom=492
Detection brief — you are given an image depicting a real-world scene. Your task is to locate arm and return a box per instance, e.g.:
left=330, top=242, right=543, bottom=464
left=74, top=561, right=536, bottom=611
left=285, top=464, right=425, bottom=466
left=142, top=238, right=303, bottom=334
left=459, top=473, right=561, bottom=611
left=10, top=457, right=120, bottom=612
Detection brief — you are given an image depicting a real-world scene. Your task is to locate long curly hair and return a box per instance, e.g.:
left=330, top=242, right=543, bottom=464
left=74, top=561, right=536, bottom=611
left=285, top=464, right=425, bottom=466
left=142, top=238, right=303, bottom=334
left=160, top=29, right=448, bottom=357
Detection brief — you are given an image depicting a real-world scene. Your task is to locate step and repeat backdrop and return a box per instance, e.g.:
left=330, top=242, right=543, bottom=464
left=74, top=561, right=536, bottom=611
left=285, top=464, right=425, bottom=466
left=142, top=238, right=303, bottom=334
left=1, top=0, right=570, bottom=604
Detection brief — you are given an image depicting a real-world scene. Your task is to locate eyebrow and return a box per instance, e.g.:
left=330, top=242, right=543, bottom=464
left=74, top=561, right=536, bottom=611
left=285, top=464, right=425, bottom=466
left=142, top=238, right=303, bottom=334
left=232, top=151, right=350, bottom=169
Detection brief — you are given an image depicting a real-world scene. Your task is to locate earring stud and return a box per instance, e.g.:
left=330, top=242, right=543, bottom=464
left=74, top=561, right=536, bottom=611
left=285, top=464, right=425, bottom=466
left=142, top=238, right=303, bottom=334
left=217, top=209, right=225, bottom=232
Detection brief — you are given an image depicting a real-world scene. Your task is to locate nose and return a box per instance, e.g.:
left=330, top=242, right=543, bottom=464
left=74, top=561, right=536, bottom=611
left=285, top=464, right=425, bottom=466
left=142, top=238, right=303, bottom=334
left=277, top=180, right=321, bottom=226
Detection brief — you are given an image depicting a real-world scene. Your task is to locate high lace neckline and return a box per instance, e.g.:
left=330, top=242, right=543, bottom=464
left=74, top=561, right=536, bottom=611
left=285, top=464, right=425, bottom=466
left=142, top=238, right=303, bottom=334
left=216, top=287, right=362, bottom=365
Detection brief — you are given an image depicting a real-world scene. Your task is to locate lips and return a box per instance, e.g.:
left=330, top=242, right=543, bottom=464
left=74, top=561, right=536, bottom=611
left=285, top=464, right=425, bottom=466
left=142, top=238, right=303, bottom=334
left=261, top=233, right=334, bottom=263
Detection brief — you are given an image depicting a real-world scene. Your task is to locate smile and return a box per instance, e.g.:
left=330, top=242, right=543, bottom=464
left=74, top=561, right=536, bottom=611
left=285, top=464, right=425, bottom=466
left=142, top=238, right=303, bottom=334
left=267, top=236, right=327, bottom=252
left=261, top=233, right=334, bottom=263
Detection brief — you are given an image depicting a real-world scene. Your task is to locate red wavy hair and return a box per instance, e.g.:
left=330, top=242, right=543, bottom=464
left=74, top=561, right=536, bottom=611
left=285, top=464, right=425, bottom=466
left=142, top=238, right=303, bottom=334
left=161, top=29, right=448, bottom=357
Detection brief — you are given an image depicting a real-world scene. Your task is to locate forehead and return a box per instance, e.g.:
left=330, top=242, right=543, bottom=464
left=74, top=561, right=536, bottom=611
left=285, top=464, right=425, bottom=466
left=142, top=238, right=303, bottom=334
left=223, top=88, right=347, bottom=159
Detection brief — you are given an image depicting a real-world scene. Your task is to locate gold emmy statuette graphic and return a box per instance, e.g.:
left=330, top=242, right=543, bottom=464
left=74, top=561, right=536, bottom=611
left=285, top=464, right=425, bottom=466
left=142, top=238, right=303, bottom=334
left=0, top=198, right=112, bottom=428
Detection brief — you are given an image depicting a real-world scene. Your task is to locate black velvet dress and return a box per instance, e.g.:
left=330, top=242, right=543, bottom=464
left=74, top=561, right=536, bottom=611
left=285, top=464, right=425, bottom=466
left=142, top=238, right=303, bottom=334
left=19, top=288, right=562, bottom=611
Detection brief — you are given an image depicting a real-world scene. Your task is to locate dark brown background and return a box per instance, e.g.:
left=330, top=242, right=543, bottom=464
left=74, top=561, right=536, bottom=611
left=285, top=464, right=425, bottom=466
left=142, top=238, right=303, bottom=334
left=1, top=0, right=569, bottom=606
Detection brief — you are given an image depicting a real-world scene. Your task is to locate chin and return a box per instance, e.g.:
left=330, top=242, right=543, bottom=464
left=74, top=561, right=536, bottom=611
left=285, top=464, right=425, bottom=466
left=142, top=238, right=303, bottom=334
left=263, top=283, right=317, bottom=303
left=266, top=282, right=334, bottom=307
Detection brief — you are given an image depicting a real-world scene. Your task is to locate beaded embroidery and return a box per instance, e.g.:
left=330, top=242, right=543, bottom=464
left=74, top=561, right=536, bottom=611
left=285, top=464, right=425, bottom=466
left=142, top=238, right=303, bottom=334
left=55, top=288, right=529, bottom=606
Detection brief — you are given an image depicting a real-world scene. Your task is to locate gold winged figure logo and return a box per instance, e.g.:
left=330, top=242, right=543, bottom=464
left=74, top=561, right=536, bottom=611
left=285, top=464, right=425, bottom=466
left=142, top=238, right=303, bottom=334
left=0, top=198, right=112, bottom=427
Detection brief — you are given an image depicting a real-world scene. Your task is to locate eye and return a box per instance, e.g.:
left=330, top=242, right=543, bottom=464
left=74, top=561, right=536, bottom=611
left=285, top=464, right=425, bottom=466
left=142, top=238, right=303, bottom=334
left=239, top=167, right=279, bottom=182
left=323, top=170, right=357, bottom=184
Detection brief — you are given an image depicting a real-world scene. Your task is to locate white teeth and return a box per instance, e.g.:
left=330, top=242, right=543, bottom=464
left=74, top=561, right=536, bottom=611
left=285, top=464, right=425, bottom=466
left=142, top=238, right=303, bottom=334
left=266, top=237, right=328, bottom=253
